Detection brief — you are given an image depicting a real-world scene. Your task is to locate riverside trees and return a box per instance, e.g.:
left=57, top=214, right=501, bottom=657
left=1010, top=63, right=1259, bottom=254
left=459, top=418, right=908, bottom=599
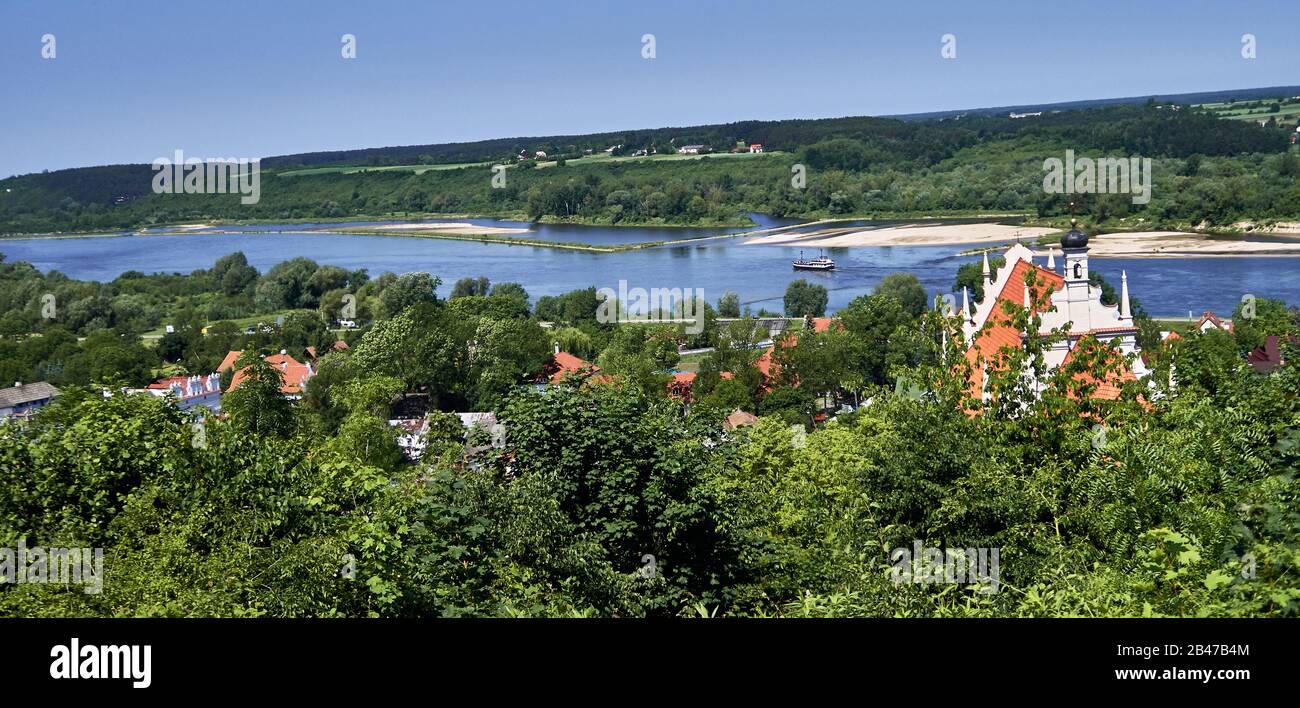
left=1, top=258, right=1298, bottom=618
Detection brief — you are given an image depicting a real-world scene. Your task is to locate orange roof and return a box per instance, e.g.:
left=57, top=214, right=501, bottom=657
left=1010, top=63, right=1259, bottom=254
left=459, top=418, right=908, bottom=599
left=147, top=376, right=190, bottom=390
left=810, top=317, right=835, bottom=332
left=227, top=352, right=315, bottom=395
left=963, top=259, right=1139, bottom=405
left=217, top=350, right=244, bottom=373
left=671, top=371, right=696, bottom=385
left=543, top=351, right=598, bottom=384
left=965, top=260, right=1064, bottom=396
left=755, top=347, right=776, bottom=377
left=724, top=409, right=758, bottom=430
left=1059, top=342, right=1137, bottom=400
left=668, top=371, right=696, bottom=401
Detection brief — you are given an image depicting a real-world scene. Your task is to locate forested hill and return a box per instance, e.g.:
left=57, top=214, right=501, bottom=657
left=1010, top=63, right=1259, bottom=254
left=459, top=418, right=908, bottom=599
left=1, top=99, right=1296, bottom=235
left=884, top=84, right=1300, bottom=121
left=228, top=87, right=1300, bottom=170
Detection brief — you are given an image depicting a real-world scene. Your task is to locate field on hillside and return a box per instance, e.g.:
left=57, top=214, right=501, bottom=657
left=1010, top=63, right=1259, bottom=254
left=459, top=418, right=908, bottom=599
left=1197, top=96, right=1300, bottom=129
left=276, top=161, right=493, bottom=177
left=275, top=150, right=782, bottom=176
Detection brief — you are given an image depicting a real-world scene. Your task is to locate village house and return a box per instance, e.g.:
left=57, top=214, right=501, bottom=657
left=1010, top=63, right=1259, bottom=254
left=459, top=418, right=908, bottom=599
left=0, top=381, right=61, bottom=421
left=135, top=374, right=223, bottom=412
left=306, top=340, right=349, bottom=362
left=1247, top=336, right=1289, bottom=374
left=539, top=347, right=600, bottom=385
left=723, top=409, right=758, bottom=431
left=668, top=316, right=834, bottom=402
left=1194, top=310, right=1233, bottom=333
left=219, top=350, right=316, bottom=399
left=387, top=406, right=504, bottom=462
left=390, top=417, right=429, bottom=461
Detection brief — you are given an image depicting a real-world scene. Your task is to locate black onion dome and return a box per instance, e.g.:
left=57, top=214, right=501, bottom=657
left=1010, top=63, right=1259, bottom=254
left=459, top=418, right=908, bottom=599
left=1060, top=219, right=1089, bottom=249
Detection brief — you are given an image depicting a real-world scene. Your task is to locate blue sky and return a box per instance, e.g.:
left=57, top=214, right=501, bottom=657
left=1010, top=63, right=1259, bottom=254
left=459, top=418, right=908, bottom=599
left=1, top=0, right=1297, bottom=177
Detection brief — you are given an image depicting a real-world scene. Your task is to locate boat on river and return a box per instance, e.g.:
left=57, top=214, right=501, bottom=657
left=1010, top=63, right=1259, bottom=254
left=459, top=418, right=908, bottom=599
left=793, top=250, right=835, bottom=271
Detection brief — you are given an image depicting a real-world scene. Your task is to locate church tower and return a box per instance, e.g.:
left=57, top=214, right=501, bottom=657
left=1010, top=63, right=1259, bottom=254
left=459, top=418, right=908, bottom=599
left=1060, top=219, right=1092, bottom=331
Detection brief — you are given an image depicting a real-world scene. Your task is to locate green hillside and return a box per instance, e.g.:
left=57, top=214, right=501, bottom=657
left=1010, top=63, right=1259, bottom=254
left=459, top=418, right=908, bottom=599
left=2, top=102, right=1297, bottom=235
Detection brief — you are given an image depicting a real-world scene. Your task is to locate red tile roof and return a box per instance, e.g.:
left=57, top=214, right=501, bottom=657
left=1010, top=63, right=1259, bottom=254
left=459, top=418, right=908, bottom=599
left=1196, top=310, right=1233, bottom=333
left=965, top=260, right=1064, bottom=396
left=543, top=351, right=598, bottom=384
left=1059, top=342, right=1137, bottom=401
left=147, top=376, right=190, bottom=390
left=964, top=259, right=1138, bottom=405
left=668, top=371, right=697, bottom=401
left=217, top=350, right=244, bottom=373
left=225, top=352, right=315, bottom=395
left=724, top=409, right=758, bottom=430
left=668, top=318, right=837, bottom=400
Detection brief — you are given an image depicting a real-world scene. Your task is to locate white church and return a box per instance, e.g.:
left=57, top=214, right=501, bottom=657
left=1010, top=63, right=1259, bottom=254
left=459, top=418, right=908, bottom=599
left=959, top=220, right=1147, bottom=402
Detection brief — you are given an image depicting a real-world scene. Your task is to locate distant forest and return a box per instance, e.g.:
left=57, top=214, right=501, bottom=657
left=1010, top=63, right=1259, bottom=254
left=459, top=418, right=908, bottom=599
left=2, top=99, right=1297, bottom=234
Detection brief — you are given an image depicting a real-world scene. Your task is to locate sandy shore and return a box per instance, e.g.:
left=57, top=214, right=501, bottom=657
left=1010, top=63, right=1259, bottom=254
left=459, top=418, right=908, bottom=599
left=744, top=223, right=1058, bottom=247
left=357, top=222, right=531, bottom=236
left=1080, top=231, right=1300, bottom=258
left=745, top=222, right=1300, bottom=257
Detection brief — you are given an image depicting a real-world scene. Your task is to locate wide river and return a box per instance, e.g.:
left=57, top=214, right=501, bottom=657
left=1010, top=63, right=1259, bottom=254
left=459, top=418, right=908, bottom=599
left=2, top=215, right=1295, bottom=317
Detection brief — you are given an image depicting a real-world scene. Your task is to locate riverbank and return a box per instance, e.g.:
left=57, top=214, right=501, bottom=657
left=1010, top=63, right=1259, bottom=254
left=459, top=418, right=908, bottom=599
left=1072, top=231, right=1300, bottom=258
left=326, top=218, right=839, bottom=252
left=343, top=222, right=531, bottom=236
left=742, top=220, right=1300, bottom=258
left=953, top=230, right=1300, bottom=258
left=0, top=210, right=754, bottom=239
left=744, top=223, right=1060, bottom=247
left=321, top=227, right=624, bottom=252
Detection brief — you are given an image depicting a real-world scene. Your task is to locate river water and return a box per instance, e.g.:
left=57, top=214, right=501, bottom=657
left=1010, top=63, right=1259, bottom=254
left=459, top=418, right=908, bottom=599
left=2, top=216, right=1296, bottom=317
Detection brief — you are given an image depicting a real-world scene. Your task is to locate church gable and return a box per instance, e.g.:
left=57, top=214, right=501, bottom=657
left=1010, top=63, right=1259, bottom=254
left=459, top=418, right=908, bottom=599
left=960, top=222, right=1143, bottom=406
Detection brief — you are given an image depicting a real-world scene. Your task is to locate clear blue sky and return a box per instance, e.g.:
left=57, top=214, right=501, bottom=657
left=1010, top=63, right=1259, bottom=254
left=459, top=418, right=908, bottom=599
left=2, top=0, right=1297, bottom=177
